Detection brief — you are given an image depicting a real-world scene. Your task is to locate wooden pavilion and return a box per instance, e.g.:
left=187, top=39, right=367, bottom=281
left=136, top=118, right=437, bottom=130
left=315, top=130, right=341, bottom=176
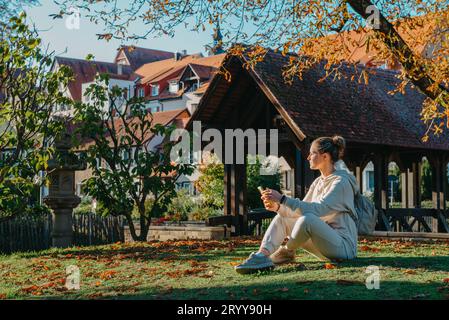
left=188, top=49, right=449, bottom=236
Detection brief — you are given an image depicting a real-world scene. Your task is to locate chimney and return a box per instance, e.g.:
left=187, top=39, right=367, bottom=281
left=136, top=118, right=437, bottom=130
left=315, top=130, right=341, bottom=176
left=182, top=49, right=187, bottom=56
left=117, top=63, right=123, bottom=75
left=174, top=52, right=181, bottom=61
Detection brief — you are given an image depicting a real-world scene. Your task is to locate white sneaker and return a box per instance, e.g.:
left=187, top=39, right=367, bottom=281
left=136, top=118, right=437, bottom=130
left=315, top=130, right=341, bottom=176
left=270, top=245, right=295, bottom=264
left=234, top=252, right=275, bottom=274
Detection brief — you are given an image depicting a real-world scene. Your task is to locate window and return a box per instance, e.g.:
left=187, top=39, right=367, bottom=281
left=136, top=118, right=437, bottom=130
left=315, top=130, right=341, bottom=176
left=138, top=88, right=145, bottom=98
left=151, top=84, right=159, bottom=96
left=169, top=81, right=179, bottom=93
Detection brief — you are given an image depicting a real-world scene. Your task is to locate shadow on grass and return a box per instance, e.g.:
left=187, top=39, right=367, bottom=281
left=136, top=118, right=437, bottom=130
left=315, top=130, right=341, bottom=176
left=338, top=256, right=449, bottom=272
left=70, top=278, right=449, bottom=300
left=9, top=240, right=260, bottom=263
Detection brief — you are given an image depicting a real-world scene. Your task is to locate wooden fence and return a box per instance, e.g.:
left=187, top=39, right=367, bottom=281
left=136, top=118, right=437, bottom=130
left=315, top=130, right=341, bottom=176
left=0, top=214, right=52, bottom=254
left=0, top=213, right=125, bottom=254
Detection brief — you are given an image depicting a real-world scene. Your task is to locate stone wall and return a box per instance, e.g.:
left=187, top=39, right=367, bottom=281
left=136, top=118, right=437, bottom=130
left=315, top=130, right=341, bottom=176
left=124, top=225, right=230, bottom=242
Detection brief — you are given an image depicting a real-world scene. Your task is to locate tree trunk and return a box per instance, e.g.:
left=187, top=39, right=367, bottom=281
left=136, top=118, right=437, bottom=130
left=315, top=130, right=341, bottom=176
left=346, top=0, right=449, bottom=102
left=125, top=214, right=140, bottom=241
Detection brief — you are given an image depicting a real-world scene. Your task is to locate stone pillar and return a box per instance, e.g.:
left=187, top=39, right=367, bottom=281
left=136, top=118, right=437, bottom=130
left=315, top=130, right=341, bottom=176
left=44, top=130, right=86, bottom=248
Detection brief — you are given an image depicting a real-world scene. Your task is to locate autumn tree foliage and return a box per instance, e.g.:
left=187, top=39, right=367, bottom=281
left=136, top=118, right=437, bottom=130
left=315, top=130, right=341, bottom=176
left=53, top=0, right=449, bottom=141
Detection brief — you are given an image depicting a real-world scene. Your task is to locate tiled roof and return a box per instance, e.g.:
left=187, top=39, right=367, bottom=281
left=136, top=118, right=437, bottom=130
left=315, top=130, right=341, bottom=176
left=135, top=53, right=226, bottom=85
left=313, top=13, right=443, bottom=68
left=116, top=46, right=175, bottom=70
left=193, top=49, right=449, bottom=151
left=253, top=50, right=449, bottom=150
left=55, top=56, right=134, bottom=101
left=189, top=64, right=216, bottom=80
left=79, top=109, right=190, bottom=148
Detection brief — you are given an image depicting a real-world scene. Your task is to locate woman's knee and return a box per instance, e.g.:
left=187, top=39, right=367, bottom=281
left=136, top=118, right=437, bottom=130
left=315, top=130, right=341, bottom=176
left=293, top=214, right=315, bottom=231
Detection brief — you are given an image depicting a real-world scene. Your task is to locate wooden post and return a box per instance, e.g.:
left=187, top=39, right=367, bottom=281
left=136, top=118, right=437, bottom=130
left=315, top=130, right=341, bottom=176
left=407, top=167, right=414, bottom=208
left=373, top=153, right=391, bottom=231
left=401, top=171, right=408, bottom=208
left=294, top=144, right=315, bottom=199
left=430, top=155, right=441, bottom=232
left=374, top=153, right=388, bottom=209
left=294, top=148, right=304, bottom=199
left=412, top=161, right=422, bottom=208
left=355, top=165, right=363, bottom=194
left=428, top=154, right=449, bottom=233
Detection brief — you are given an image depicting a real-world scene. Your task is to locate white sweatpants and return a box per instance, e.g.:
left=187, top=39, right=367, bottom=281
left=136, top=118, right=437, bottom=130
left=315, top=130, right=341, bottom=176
left=260, top=214, right=352, bottom=261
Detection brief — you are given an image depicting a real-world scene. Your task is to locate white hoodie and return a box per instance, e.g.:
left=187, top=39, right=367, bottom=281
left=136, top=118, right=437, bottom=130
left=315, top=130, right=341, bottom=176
left=277, top=160, right=358, bottom=258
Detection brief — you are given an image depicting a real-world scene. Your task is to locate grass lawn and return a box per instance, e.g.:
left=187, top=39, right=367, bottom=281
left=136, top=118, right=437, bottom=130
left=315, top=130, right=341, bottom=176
left=0, top=237, right=448, bottom=300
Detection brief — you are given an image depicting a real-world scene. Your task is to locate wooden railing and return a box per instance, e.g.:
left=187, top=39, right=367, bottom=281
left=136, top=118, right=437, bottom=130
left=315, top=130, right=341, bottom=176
left=208, top=207, right=449, bottom=236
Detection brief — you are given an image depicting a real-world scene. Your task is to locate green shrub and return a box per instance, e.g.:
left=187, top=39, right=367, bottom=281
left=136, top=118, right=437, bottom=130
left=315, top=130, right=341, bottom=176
left=130, top=198, right=164, bottom=219
left=73, top=196, right=94, bottom=215
left=195, top=154, right=281, bottom=210
left=188, top=206, right=223, bottom=221
left=24, top=204, right=52, bottom=217
left=165, top=189, right=196, bottom=222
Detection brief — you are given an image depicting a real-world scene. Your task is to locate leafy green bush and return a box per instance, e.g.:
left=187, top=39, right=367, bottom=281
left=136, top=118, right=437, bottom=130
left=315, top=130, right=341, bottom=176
left=188, top=206, right=223, bottom=221
left=130, top=198, right=164, bottom=219
left=24, top=204, right=52, bottom=217
left=195, top=156, right=224, bottom=208
left=195, top=154, right=281, bottom=210
left=246, top=156, right=281, bottom=209
left=73, top=196, right=94, bottom=215
left=165, top=189, right=196, bottom=222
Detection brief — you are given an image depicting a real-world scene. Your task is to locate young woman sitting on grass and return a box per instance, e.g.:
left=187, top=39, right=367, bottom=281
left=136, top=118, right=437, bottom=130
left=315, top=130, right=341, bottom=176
left=235, top=136, right=359, bottom=274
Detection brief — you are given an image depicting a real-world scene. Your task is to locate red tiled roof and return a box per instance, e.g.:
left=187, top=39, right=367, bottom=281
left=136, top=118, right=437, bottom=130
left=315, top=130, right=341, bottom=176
left=135, top=53, right=226, bottom=85
left=189, top=64, right=216, bottom=80
left=115, top=46, right=175, bottom=70
left=55, top=56, right=134, bottom=101
left=192, top=49, right=449, bottom=151
left=79, top=109, right=190, bottom=149
left=312, top=13, right=445, bottom=69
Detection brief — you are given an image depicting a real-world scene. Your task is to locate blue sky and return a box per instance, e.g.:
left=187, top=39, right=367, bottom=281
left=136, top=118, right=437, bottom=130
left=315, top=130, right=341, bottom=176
left=26, top=0, right=216, bottom=62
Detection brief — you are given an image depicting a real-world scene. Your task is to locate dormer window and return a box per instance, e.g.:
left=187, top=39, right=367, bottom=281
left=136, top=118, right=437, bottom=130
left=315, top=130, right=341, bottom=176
left=151, top=84, right=159, bottom=96
left=169, top=81, right=179, bottom=94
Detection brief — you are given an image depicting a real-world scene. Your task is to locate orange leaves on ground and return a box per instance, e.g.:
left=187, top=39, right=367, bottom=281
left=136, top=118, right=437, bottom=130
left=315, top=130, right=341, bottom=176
left=0, top=293, right=7, bottom=299
left=443, top=278, right=449, bottom=284
left=21, top=278, right=67, bottom=296
left=99, top=270, right=117, bottom=280
left=277, top=287, right=289, bottom=292
left=21, top=285, right=43, bottom=296
left=187, top=260, right=208, bottom=268
left=403, top=269, right=417, bottom=275
left=324, top=263, right=336, bottom=269
left=360, top=245, right=381, bottom=253
left=165, top=266, right=209, bottom=279
left=87, top=292, right=104, bottom=299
